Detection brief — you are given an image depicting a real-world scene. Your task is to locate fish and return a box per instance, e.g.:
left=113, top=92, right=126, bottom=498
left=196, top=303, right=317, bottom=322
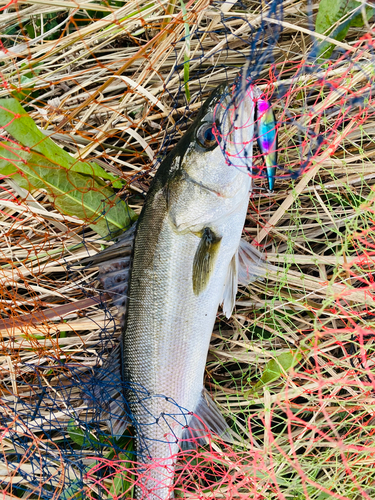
left=255, top=94, right=278, bottom=192
left=81, top=82, right=267, bottom=499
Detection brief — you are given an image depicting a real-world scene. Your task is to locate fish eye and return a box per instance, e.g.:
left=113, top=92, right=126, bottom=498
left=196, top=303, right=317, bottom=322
left=196, top=123, right=217, bottom=150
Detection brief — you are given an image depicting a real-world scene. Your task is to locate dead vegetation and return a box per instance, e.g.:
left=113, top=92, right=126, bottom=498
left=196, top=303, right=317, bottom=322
left=1, top=0, right=375, bottom=498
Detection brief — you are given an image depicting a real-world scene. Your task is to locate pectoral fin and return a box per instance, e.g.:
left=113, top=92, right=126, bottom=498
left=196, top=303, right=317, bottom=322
left=221, top=252, right=238, bottom=319
left=238, top=238, right=267, bottom=285
left=220, top=238, right=268, bottom=318
left=192, top=227, right=222, bottom=295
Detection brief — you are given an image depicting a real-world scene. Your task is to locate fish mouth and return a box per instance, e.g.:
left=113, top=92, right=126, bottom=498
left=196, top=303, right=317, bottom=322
left=214, top=83, right=256, bottom=172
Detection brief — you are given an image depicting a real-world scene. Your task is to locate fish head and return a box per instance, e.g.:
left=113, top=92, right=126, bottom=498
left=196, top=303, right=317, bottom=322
left=181, top=82, right=256, bottom=195
left=165, top=83, right=256, bottom=232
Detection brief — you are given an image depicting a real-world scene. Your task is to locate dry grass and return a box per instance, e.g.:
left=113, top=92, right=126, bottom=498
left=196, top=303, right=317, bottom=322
left=1, top=0, right=375, bottom=498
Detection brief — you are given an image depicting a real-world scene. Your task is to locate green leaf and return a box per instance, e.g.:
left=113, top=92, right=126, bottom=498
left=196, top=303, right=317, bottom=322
left=10, top=64, right=42, bottom=105
left=109, top=453, right=134, bottom=498
left=60, top=456, right=104, bottom=500
left=20, top=334, right=45, bottom=340
left=0, top=141, right=135, bottom=237
left=67, top=420, right=103, bottom=449
left=67, top=420, right=85, bottom=447
left=180, top=0, right=191, bottom=102
left=60, top=481, right=85, bottom=500
left=254, top=350, right=302, bottom=390
left=0, top=100, right=137, bottom=237
left=25, top=23, right=36, bottom=39
left=0, top=98, right=124, bottom=188
left=0, top=156, right=17, bottom=177
left=10, top=75, right=35, bottom=102
left=315, top=0, right=374, bottom=58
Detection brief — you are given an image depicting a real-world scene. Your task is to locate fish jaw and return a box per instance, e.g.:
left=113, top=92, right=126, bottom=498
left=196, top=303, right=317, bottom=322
left=217, top=84, right=256, bottom=174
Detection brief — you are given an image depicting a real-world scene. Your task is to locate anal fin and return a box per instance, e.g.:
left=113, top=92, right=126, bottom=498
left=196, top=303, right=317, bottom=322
left=180, top=390, right=232, bottom=450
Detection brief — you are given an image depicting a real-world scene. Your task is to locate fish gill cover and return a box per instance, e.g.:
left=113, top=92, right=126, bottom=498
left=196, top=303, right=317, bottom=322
left=1, top=0, right=375, bottom=498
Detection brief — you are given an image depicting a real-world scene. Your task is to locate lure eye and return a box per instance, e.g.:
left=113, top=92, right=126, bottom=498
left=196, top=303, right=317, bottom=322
left=196, top=123, right=217, bottom=150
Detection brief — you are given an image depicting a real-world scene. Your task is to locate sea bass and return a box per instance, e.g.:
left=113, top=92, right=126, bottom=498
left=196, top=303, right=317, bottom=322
left=83, top=83, right=268, bottom=499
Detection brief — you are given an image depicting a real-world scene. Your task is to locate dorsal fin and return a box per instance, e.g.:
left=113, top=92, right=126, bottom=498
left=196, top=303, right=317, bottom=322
left=79, top=223, right=136, bottom=267
left=79, top=223, right=136, bottom=325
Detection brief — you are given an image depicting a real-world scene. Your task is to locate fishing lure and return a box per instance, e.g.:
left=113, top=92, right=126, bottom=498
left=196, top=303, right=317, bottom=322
left=255, top=95, right=278, bottom=192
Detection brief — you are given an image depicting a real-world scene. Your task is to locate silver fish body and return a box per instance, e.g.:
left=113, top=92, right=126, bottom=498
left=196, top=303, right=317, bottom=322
left=127, top=172, right=250, bottom=499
